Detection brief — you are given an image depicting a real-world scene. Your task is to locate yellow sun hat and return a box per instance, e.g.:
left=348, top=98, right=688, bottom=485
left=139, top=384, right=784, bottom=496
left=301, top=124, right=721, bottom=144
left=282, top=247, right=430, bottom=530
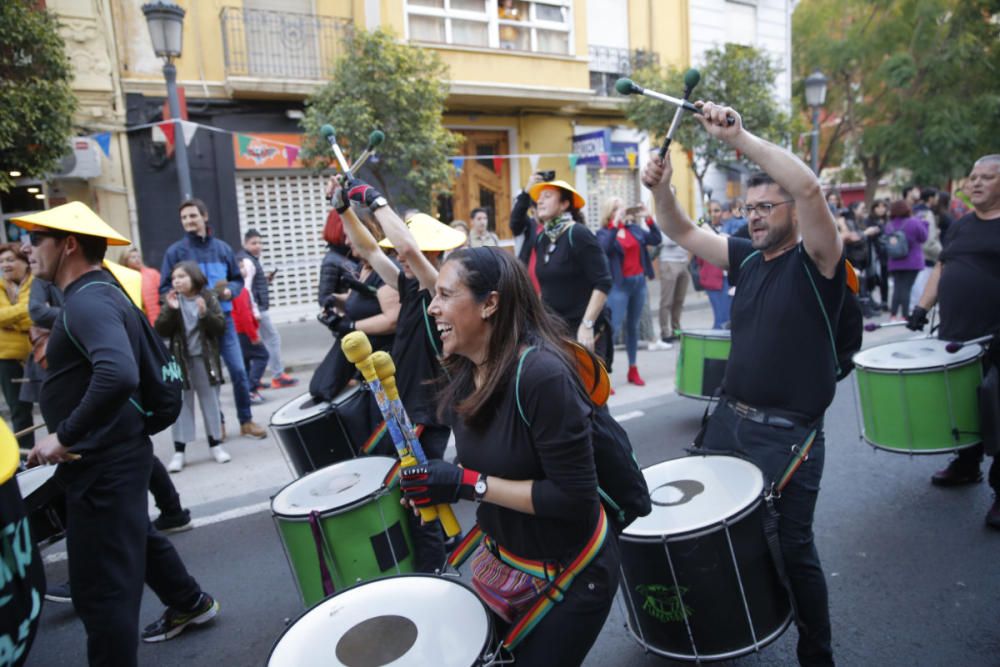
left=378, top=213, right=468, bottom=252
left=11, top=201, right=131, bottom=246
left=527, top=180, right=586, bottom=210
left=0, top=420, right=19, bottom=485
left=103, top=259, right=144, bottom=309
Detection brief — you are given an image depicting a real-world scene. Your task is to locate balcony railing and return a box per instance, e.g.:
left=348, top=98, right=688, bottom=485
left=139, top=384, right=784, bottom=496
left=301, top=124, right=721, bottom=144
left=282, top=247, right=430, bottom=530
left=589, top=45, right=660, bottom=97
left=220, top=7, right=352, bottom=80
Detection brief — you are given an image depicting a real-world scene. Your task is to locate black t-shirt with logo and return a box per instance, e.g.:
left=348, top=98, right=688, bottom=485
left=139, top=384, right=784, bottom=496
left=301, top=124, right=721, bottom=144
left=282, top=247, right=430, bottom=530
left=0, top=475, right=45, bottom=666
left=938, top=213, right=1000, bottom=342
left=724, top=238, right=846, bottom=420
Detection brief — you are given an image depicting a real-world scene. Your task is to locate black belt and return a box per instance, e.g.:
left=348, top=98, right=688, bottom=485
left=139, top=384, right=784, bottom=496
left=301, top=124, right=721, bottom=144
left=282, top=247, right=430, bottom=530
left=721, top=398, right=811, bottom=429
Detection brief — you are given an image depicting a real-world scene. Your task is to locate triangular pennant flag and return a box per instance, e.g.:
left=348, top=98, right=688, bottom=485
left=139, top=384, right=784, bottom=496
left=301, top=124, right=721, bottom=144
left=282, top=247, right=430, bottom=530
left=179, top=120, right=198, bottom=147
left=158, top=121, right=175, bottom=148
left=94, top=133, right=111, bottom=158
left=451, top=157, right=465, bottom=174
left=528, top=154, right=540, bottom=171
left=626, top=150, right=637, bottom=169
left=492, top=156, right=504, bottom=176
left=237, top=134, right=252, bottom=156
left=284, top=145, right=300, bottom=167
left=598, top=152, right=609, bottom=169
left=568, top=153, right=579, bottom=170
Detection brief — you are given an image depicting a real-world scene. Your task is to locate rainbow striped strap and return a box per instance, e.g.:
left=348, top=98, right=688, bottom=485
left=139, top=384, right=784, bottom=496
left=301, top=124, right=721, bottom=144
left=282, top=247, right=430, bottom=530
left=381, top=460, right=402, bottom=488
left=360, top=421, right=387, bottom=455
left=447, top=524, right=485, bottom=569
left=773, top=429, right=818, bottom=495
left=502, top=507, right=609, bottom=650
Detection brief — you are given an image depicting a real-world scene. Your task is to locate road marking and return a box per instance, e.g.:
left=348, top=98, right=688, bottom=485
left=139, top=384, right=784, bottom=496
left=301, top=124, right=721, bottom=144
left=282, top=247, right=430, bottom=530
left=42, top=500, right=273, bottom=565
left=613, top=410, right=645, bottom=423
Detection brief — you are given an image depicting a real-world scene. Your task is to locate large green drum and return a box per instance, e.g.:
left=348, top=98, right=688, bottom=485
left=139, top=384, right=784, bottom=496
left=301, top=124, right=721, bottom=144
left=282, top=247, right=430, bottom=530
left=272, top=456, right=414, bottom=607
left=853, top=339, right=983, bottom=454
left=676, top=329, right=732, bottom=400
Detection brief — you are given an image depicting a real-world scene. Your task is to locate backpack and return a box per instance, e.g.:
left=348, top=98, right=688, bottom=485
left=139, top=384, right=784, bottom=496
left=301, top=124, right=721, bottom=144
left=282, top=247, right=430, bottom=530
left=884, top=230, right=910, bottom=259
left=63, top=281, right=184, bottom=435
left=515, top=345, right=652, bottom=533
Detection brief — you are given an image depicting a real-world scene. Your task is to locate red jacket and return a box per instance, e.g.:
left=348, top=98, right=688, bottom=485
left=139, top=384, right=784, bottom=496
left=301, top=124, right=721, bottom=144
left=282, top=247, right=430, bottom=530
left=231, top=289, right=260, bottom=341
left=696, top=257, right=725, bottom=291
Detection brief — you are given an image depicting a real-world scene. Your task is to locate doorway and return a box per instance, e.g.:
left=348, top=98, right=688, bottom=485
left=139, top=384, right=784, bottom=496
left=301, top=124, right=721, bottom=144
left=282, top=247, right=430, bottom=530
left=448, top=130, right=512, bottom=240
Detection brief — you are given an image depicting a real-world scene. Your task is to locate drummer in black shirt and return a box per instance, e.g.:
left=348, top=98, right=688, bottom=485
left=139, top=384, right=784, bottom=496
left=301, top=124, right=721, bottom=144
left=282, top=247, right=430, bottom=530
left=328, top=176, right=467, bottom=571
left=643, top=102, right=844, bottom=667
left=908, top=154, right=1000, bottom=528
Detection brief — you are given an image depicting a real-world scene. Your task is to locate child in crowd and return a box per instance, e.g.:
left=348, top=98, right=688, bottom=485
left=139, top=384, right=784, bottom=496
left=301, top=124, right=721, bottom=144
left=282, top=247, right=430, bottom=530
left=231, top=266, right=269, bottom=404
left=155, top=261, right=230, bottom=472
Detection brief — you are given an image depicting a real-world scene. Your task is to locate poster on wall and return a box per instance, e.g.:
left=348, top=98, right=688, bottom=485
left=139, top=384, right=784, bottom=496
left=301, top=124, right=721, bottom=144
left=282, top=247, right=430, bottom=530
left=232, top=133, right=305, bottom=170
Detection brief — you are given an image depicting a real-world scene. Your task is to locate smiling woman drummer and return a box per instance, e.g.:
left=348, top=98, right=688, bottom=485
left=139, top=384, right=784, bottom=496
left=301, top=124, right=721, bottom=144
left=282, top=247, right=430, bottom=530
left=399, top=247, right=618, bottom=666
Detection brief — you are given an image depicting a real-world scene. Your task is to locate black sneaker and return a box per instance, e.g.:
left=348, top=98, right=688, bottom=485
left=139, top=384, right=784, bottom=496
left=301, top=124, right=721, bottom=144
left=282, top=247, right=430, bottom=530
left=930, top=459, right=983, bottom=487
left=154, top=509, right=193, bottom=534
left=141, top=593, right=219, bottom=642
left=44, top=581, right=72, bottom=603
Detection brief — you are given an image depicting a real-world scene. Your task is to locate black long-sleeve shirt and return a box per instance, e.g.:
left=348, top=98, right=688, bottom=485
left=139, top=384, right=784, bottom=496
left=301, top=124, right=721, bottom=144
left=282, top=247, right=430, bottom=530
left=533, top=224, right=612, bottom=330
left=41, top=270, right=146, bottom=455
left=450, top=346, right=599, bottom=562
left=509, top=191, right=537, bottom=266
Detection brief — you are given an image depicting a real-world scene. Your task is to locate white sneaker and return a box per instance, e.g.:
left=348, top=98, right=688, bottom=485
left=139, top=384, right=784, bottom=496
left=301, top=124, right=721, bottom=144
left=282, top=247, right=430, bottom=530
left=211, top=446, right=231, bottom=464
left=167, top=453, right=185, bottom=473
left=647, top=340, right=673, bottom=351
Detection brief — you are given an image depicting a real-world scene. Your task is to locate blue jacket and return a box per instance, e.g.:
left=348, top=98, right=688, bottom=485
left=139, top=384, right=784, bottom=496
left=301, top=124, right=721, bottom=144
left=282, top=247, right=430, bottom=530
left=596, top=220, right=663, bottom=284
left=159, top=231, right=243, bottom=313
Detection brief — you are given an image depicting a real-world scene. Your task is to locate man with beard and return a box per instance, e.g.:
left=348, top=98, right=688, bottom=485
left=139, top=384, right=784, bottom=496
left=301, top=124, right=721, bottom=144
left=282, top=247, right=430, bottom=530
left=642, top=101, right=844, bottom=667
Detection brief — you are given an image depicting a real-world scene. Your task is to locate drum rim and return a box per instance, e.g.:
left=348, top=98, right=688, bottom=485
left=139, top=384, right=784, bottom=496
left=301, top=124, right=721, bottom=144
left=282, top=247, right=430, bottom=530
left=679, top=329, right=732, bottom=340
left=270, top=456, right=396, bottom=518
left=269, top=386, right=362, bottom=426
left=852, top=340, right=983, bottom=372
left=266, top=573, right=496, bottom=666
left=862, top=437, right=982, bottom=455
left=620, top=494, right=763, bottom=543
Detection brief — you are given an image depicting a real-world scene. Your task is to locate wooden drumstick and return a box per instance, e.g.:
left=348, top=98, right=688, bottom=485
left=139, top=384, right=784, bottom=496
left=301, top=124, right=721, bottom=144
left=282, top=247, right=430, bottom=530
left=14, top=423, right=46, bottom=439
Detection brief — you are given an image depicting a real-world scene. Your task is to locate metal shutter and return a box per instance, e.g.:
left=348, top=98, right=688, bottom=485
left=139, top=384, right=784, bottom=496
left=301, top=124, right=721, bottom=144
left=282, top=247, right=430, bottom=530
left=584, top=168, right=640, bottom=231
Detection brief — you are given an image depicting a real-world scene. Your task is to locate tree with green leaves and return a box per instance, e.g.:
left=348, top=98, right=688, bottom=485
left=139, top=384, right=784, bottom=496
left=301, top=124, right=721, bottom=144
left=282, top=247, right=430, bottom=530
left=0, top=1, right=76, bottom=193
left=300, top=29, right=461, bottom=213
left=793, top=0, right=1000, bottom=201
left=624, top=43, right=791, bottom=199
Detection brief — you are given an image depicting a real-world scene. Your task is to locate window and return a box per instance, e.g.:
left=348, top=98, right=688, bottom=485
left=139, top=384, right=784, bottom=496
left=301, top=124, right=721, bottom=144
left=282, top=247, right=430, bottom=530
left=405, top=0, right=573, bottom=55
left=724, top=1, right=757, bottom=46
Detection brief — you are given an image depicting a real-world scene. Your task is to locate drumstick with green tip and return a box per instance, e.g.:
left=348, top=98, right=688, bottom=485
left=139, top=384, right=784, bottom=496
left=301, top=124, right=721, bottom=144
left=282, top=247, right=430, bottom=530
left=371, top=351, right=461, bottom=538
left=341, top=332, right=452, bottom=535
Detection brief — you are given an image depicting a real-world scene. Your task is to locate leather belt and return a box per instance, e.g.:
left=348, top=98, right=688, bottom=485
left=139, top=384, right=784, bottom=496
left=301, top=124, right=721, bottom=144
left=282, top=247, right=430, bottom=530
left=722, top=398, right=807, bottom=429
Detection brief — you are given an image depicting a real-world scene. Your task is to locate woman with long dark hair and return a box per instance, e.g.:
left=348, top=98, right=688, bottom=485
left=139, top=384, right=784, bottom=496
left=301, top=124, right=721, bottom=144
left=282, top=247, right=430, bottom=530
left=400, top=247, right=618, bottom=666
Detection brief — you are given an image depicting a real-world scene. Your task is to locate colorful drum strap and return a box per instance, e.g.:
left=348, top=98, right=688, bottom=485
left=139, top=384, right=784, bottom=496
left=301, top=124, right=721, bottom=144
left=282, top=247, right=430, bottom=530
left=448, top=506, right=609, bottom=650
left=360, top=423, right=424, bottom=455
left=771, top=428, right=818, bottom=496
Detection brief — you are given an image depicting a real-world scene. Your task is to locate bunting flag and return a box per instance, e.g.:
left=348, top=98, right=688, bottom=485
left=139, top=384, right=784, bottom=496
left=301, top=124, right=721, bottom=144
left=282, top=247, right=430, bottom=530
left=528, top=154, right=540, bottom=171
left=93, top=133, right=111, bottom=158
left=451, top=157, right=465, bottom=174
left=598, top=152, right=609, bottom=169
left=284, top=145, right=300, bottom=167
left=492, top=156, right=504, bottom=176
left=179, top=120, right=198, bottom=147
left=157, top=121, right=175, bottom=149
left=626, top=150, right=637, bottom=169
left=237, top=134, right=252, bottom=156
left=568, top=153, right=578, bottom=170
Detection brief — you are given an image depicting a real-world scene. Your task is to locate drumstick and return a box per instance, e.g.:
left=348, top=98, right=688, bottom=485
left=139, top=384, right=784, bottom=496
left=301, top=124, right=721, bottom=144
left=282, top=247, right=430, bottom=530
left=864, top=321, right=909, bottom=332
left=371, top=351, right=461, bottom=538
left=14, top=423, right=46, bottom=438
left=341, top=332, right=453, bottom=536
left=18, top=448, right=81, bottom=462
left=945, top=333, right=996, bottom=353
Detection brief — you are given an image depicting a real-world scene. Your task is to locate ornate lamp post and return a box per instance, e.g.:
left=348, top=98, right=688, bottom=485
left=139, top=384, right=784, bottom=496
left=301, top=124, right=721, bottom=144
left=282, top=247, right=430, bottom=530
left=804, top=70, right=828, bottom=176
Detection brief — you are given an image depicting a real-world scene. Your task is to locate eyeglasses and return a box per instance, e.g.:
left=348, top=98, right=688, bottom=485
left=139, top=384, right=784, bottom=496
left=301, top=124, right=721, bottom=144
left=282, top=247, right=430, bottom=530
left=738, top=200, right=795, bottom=218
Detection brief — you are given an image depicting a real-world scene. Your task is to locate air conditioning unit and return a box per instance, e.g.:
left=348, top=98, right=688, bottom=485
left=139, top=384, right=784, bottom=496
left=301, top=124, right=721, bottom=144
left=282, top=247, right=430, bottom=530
left=51, top=138, right=102, bottom=180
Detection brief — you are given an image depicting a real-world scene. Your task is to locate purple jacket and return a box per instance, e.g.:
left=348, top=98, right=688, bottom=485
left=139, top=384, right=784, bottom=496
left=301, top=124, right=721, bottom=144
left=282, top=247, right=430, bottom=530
left=885, top=216, right=928, bottom=271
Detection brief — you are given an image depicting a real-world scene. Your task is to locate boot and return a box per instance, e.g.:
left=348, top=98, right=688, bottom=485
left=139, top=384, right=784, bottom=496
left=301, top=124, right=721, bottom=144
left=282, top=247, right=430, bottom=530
left=627, top=366, right=645, bottom=386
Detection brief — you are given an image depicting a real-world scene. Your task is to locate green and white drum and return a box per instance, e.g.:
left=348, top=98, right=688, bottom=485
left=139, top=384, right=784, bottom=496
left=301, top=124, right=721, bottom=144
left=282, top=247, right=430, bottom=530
left=272, top=456, right=414, bottom=607
left=676, top=329, right=732, bottom=400
left=853, top=339, right=983, bottom=454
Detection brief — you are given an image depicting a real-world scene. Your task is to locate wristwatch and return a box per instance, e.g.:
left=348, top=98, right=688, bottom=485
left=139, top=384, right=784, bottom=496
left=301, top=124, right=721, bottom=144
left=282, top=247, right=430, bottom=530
left=370, top=196, right=388, bottom=211
left=474, top=474, right=488, bottom=502
left=582, top=318, right=595, bottom=329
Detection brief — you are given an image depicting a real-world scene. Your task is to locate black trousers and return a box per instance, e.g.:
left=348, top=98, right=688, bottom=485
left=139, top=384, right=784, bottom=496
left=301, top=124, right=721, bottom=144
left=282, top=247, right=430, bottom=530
left=890, top=269, right=918, bottom=317
left=701, top=402, right=834, bottom=667
left=0, top=358, right=34, bottom=449
left=62, top=439, right=201, bottom=667
left=501, top=536, right=620, bottom=667
left=408, top=424, right=449, bottom=573
left=147, top=455, right=183, bottom=515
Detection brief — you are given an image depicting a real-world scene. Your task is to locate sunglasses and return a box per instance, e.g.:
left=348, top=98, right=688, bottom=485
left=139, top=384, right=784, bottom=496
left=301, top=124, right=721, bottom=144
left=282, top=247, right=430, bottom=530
left=28, top=231, right=67, bottom=246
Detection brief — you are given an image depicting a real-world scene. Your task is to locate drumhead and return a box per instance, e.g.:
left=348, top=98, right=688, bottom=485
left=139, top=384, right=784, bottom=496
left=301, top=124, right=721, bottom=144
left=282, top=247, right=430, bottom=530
left=271, top=456, right=395, bottom=518
left=853, top=339, right=982, bottom=371
left=624, top=456, right=762, bottom=538
left=681, top=329, right=731, bottom=340
left=16, top=466, right=55, bottom=499
left=270, top=386, right=360, bottom=426
left=269, top=575, right=491, bottom=667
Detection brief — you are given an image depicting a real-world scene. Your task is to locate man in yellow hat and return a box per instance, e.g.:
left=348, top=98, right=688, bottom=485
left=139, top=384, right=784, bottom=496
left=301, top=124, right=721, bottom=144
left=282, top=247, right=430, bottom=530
left=12, top=203, right=219, bottom=666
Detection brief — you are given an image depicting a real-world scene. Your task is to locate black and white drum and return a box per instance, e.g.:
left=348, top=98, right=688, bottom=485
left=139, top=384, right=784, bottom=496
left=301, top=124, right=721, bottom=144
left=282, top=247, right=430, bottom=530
left=16, top=465, right=67, bottom=547
left=270, top=388, right=377, bottom=477
left=268, top=574, right=498, bottom=666
left=619, top=456, right=792, bottom=662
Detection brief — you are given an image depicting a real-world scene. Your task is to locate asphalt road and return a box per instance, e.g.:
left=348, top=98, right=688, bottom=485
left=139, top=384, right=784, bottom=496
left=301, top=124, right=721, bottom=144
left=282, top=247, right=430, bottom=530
left=26, top=384, right=1000, bottom=666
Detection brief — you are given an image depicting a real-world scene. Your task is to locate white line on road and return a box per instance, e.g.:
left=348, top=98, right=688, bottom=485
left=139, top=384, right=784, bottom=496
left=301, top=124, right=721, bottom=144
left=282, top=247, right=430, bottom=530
left=612, top=410, right=645, bottom=423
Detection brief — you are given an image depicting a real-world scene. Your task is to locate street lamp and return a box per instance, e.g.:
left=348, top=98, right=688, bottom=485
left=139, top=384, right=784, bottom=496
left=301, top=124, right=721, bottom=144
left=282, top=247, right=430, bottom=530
left=804, top=70, right=828, bottom=176
left=142, top=1, right=192, bottom=200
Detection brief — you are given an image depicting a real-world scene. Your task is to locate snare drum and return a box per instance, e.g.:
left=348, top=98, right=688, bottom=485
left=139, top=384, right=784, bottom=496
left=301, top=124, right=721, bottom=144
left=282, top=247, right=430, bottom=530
left=268, top=574, right=497, bottom=666
left=676, top=329, right=731, bottom=400
left=619, top=456, right=792, bottom=662
left=16, top=466, right=67, bottom=547
left=271, top=456, right=414, bottom=607
left=853, top=339, right=983, bottom=454
left=270, top=387, right=379, bottom=477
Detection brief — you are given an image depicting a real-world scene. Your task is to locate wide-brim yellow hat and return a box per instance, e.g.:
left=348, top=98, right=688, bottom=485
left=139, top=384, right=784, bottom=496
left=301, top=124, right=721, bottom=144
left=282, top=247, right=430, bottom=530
left=378, top=213, right=467, bottom=252
left=0, top=420, right=19, bottom=485
left=11, top=201, right=131, bottom=246
left=103, top=259, right=143, bottom=308
left=527, top=180, right=586, bottom=210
